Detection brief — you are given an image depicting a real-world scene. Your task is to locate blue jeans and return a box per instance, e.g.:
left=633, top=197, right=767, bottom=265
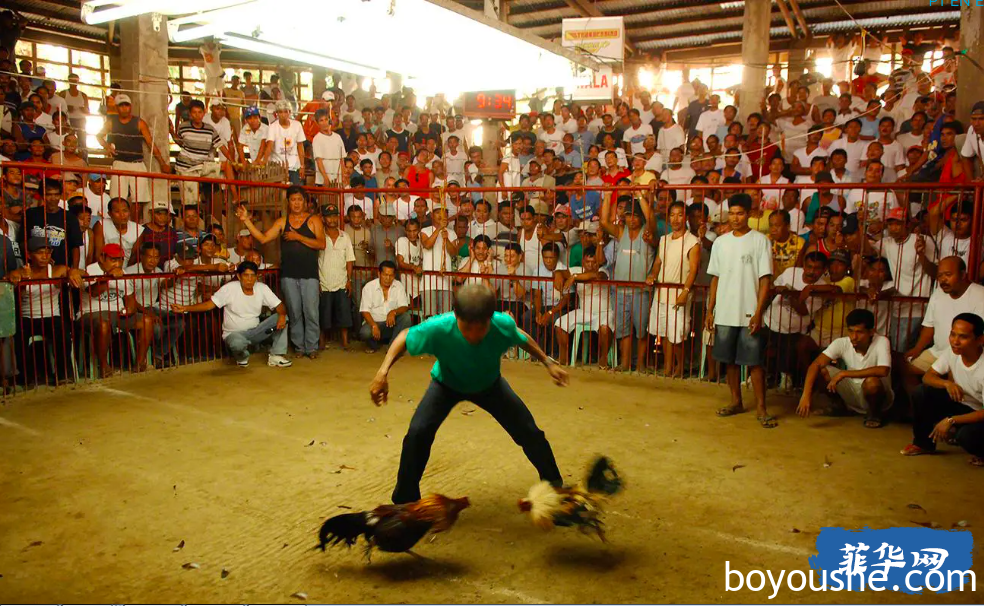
left=288, top=170, right=302, bottom=185
left=224, top=314, right=288, bottom=359
left=280, top=277, right=320, bottom=354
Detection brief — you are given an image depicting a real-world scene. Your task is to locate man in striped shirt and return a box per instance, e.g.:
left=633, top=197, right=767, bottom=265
left=172, top=99, right=222, bottom=210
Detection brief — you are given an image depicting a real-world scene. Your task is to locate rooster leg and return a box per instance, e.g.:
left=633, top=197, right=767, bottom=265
left=362, top=542, right=374, bottom=565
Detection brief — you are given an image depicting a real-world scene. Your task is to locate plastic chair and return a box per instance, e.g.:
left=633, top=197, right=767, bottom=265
left=26, top=334, right=80, bottom=384
left=570, top=323, right=618, bottom=368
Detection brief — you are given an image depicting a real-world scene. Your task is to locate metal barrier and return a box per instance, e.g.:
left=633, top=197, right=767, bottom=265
left=1, top=161, right=981, bottom=397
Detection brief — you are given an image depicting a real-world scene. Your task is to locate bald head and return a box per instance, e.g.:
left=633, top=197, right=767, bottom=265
left=937, top=255, right=969, bottom=295
left=454, top=284, right=497, bottom=323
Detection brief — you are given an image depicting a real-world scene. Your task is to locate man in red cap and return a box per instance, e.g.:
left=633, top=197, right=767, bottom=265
left=76, top=242, right=154, bottom=377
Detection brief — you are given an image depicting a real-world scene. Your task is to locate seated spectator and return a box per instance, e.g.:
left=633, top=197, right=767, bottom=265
left=171, top=261, right=291, bottom=368
left=797, top=308, right=893, bottom=428
left=359, top=260, right=411, bottom=353
left=456, top=235, right=495, bottom=287
left=554, top=245, right=614, bottom=369
left=77, top=243, right=154, bottom=378
left=645, top=201, right=700, bottom=377
left=769, top=209, right=804, bottom=278
left=125, top=241, right=183, bottom=368
left=855, top=256, right=895, bottom=337
left=805, top=248, right=856, bottom=350
left=901, top=313, right=984, bottom=465
left=7, top=236, right=83, bottom=385
left=319, top=204, right=355, bottom=352
left=904, top=256, right=984, bottom=376
left=93, top=197, right=140, bottom=264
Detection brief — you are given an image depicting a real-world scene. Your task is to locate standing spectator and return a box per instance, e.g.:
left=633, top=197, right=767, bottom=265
left=769, top=210, right=804, bottom=278
left=95, top=94, right=171, bottom=219
left=622, top=109, right=653, bottom=156
left=199, top=39, right=224, bottom=96
left=318, top=204, right=355, bottom=351
left=173, top=99, right=222, bottom=207
left=236, top=186, right=325, bottom=358
left=23, top=180, right=83, bottom=268
left=645, top=201, right=700, bottom=378
left=131, top=200, right=177, bottom=269
left=264, top=100, right=307, bottom=185
left=59, top=74, right=89, bottom=137
left=371, top=203, right=404, bottom=264
left=222, top=75, right=245, bottom=133
left=879, top=207, right=937, bottom=354
left=395, top=217, right=423, bottom=303
left=312, top=108, right=345, bottom=187
left=901, top=313, right=984, bottom=464
left=798, top=308, right=894, bottom=428
left=419, top=206, right=456, bottom=317
left=706, top=194, right=775, bottom=428
left=84, top=173, right=110, bottom=221
left=172, top=261, right=292, bottom=368
left=359, top=260, right=412, bottom=353
left=238, top=106, right=269, bottom=167
left=600, top=196, right=654, bottom=372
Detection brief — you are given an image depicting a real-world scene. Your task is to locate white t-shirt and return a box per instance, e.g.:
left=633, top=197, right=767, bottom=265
left=845, top=189, right=899, bottom=221
left=758, top=174, right=789, bottom=211
left=931, top=349, right=984, bottom=410
left=657, top=124, right=686, bottom=156
left=623, top=123, right=653, bottom=155
left=923, top=283, right=984, bottom=356
left=707, top=230, right=773, bottom=327
left=897, top=131, right=926, bottom=153
left=203, top=114, right=233, bottom=159
left=538, top=128, right=565, bottom=154
left=794, top=145, right=828, bottom=171
left=443, top=148, right=467, bottom=185
left=210, top=281, right=282, bottom=338
left=125, top=264, right=162, bottom=309
left=395, top=236, right=422, bottom=296
left=695, top=109, right=725, bottom=137
left=78, top=262, right=134, bottom=317
left=764, top=267, right=826, bottom=334
left=240, top=122, right=268, bottom=162
left=360, top=279, right=410, bottom=323
left=879, top=234, right=938, bottom=301
left=85, top=187, right=111, bottom=220
left=823, top=334, right=893, bottom=373
left=660, top=166, right=696, bottom=186
left=312, top=131, right=346, bottom=184
left=159, top=259, right=201, bottom=307
left=830, top=137, right=868, bottom=174
left=960, top=125, right=983, bottom=164
left=266, top=119, right=307, bottom=170
left=199, top=44, right=223, bottom=78
left=419, top=226, right=453, bottom=291
left=644, top=152, right=663, bottom=174
left=935, top=228, right=983, bottom=267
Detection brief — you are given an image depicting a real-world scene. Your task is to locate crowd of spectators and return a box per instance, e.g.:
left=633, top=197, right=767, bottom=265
left=1, top=30, right=983, bottom=459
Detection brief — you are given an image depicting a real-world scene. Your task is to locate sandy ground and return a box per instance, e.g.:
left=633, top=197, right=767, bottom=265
left=0, top=351, right=982, bottom=604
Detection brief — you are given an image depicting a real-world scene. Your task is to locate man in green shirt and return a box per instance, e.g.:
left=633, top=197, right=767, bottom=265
left=370, top=283, right=568, bottom=504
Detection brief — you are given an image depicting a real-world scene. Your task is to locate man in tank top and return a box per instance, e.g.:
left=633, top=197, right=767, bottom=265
left=95, top=94, right=171, bottom=223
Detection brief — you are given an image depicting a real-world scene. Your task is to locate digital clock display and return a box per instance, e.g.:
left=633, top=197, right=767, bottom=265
left=462, top=89, right=517, bottom=119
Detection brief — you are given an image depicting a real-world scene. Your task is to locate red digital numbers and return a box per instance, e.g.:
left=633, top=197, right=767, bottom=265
left=465, top=90, right=516, bottom=117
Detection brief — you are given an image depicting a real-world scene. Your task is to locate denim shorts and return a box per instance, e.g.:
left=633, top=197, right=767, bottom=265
left=712, top=324, right=766, bottom=367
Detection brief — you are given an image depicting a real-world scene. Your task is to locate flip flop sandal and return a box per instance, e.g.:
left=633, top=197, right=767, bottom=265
left=969, top=457, right=984, bottom=467
left=717, top=404, right=745, bottom=417
left=900, top=444, right=934, bottom=456
left=757, top=415, right=778, bottom=428
left=864, top=417, right=884, bottom=428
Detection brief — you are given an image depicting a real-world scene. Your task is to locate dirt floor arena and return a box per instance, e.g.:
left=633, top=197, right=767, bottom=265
left=0, top=351, right=981, bottom=604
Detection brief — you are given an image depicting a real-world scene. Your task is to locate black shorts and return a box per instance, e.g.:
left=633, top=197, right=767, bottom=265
left=712, top=324, right=765, bottom=367
left=319, top=290, right=353, bottom=329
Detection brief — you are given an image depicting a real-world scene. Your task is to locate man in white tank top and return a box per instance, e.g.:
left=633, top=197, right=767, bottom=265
left=94, top=197, right=140, bottom=264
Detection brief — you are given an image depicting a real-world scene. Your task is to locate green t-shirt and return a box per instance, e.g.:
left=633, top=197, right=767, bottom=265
left=405, top=311, right=527, bottom=393
left=568, top=242, right=584, bottom=268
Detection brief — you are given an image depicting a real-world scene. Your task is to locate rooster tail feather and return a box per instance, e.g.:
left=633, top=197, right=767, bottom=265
left=585, top=456, right=622, bottom=496
left=317, top=512, right=370, bottom=551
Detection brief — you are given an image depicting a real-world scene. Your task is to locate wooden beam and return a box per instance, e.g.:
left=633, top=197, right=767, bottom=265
left=788, top=0, right=810, bottom=36
left=775, top=0, right=799, bottom=39
left=561, top=0, right=636, bottom=56
left=422, top=0, right=601, bottom=69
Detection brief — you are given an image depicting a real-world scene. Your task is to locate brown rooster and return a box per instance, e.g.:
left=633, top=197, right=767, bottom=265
left=317, top=494, right=470, bottom=561
left=518, top=456, right=622, bottom=541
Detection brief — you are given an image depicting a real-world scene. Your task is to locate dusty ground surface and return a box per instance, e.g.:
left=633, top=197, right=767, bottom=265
left=0, top=352, right=981, bottom=604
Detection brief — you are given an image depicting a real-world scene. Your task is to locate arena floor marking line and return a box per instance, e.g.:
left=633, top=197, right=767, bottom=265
left=91, top=384, right=321, bottom=444
left=450, top=577, right=554, bottom=604
left=0, top=415, right=41, bottom=436
left=609, top=511, right=814, bottom=557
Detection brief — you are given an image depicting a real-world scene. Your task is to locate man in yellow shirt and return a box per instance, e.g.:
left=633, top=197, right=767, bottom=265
left=769, top=209, right=804, bottom=278
left=222, top=75, right=246, bottom=133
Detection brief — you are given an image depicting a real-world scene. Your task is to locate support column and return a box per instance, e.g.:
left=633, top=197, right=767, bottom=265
left=312, top=68, right=328, bottom=99
left=957, top=4, right=984, bottom=125
left=738, top=0, right=770, bottom=123
left=119, top=13, right=170, bottom=207
left=787, top=41, right=808, bottom=80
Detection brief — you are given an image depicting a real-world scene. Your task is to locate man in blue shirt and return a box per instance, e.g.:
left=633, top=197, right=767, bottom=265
left=369, top=283, right=567, bottom=504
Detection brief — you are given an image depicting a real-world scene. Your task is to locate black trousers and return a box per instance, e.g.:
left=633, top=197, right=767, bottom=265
left=912, top=387, right=984, bottom=456
left=392, top=377, right=562, bottom=504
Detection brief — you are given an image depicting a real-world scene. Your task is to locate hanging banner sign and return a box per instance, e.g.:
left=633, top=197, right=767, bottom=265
left=561, top=17, right=625, bottom=62
left=572, top=66, right=614, bottom=101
